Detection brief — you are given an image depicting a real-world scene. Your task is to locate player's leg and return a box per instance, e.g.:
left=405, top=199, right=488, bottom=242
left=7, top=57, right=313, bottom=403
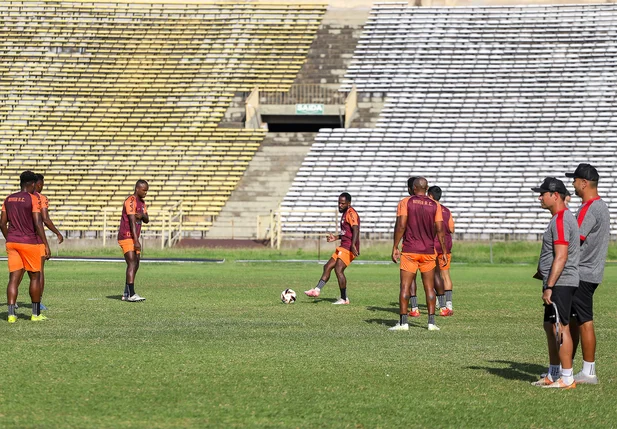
left=332, top=258, right=350, bottom=305
left=442, top=269, right=454, bottom=312
left=39, top=256, right=47, bottom=310
left=543, top=287, right=576, bottom=388
left=420, top=268, right=439, bottom=330
left=389, top=268, right=415, bottom=331
left=572, top=281, right=599, bottom=384
left=7, top=269, right=24, bottom=323
left=27, top=270, right=45, bottom=320
left=434, top=258, right=445, bottom=312
left=124, top=250, right=145, bottom=302
left=305, top=256, right=336, bottom=297
left=408, top=273, right=420, bottom=317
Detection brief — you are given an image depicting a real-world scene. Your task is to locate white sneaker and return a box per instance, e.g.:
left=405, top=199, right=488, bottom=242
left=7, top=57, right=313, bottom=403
left=332, top=298, right=349, bottom=305
left=388, top=323, right=409, bottom=331
left=428, top=324, right=440, bottom=331
left=573, top=371, right=598, bottom=385
left=126, top=294, right=146, bottom=302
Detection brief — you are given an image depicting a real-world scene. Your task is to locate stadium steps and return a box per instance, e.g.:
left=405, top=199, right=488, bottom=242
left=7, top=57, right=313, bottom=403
left=206, top=133, right=315, bottom=239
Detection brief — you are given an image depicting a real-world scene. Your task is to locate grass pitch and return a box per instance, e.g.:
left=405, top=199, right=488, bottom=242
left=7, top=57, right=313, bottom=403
left=0, top=257, right=615, bottom=428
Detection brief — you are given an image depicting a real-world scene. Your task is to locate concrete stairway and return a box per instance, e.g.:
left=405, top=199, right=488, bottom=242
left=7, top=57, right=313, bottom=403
left=206, top=132, right=315, bottom=239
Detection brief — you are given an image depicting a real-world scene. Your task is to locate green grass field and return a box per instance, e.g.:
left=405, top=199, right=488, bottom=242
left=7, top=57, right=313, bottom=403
left=1, top=254, right=615, bottom=428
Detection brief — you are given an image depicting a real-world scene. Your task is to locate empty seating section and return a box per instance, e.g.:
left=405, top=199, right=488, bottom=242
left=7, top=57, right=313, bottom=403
left=283, top=3, right=617, bottom=237
left=0, top=1, right=326, bottom=232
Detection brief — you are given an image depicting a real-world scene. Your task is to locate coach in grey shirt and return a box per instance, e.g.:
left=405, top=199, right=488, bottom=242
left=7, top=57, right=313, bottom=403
left=531, top=177, right=579, bottom=389
left=566, top=163, right=610, bottom=385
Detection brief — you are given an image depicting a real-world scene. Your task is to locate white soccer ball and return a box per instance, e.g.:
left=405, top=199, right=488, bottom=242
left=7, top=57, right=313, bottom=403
left=280, top=288, right=297, bottom=304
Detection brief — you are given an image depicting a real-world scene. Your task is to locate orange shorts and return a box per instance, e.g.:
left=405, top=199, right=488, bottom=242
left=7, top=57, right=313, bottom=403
left=331, top=247, right=355, bottom=267
left=400, top=252, right=436, bottom=273
left=437, top=253, right=452, bottom=270
left=6, top=242, right=42, bottom=273
left=118, top=239, right=140, bottom=255
left=39, top=243, right=46, bottom=258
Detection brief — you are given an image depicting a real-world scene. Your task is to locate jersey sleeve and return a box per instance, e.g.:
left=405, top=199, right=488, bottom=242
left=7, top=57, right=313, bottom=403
left=552, top=212, right=569, bottom=246
left=434, top=202, right=443, bottom=222
left=30, top=194, right=42, bottom=213
left=396, top=198, right=408, bottom=217
left=40, top=194, right=49, bottom=209
left=578, top=210, right=596, bottom=241
left=448, top=214, right=455, bottom=233
left=346, top=209, right=359, bottom=226
left=124, top=196, right=137, bottom=215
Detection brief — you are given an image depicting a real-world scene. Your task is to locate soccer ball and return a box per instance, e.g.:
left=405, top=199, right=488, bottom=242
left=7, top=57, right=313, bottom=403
left=280, top=288, right=296, bottom=304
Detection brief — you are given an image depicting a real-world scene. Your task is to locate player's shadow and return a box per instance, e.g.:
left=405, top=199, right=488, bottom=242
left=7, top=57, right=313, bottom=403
left=364, top=318, right=425, bottom=329
left=106, top=295, right=124, bottom=301
left=366, top=302, right=428, bottom=315
left=0, top=311, right=31, bottom=320
left=312, top=297, right=338, bottom=304
left=467, top=360, right=546, bottom=382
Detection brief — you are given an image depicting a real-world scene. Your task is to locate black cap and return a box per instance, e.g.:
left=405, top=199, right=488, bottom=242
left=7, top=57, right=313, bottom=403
left=531, top=177, right=568, bottom=195
left=565, top=163, right=599, bottom=181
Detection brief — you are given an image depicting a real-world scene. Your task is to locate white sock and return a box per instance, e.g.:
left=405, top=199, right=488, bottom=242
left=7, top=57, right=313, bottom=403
left=549, top=365, right=561, bottom=381
left=561, top=368, right=574, bottom=385
left=582, top=360, right=596, bottom=376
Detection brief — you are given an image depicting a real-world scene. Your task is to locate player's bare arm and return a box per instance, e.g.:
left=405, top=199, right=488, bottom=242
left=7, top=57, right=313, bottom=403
left=351, top=224, right=360, bottom=256
left=33, top=211, right=51, bottom=259
left=41, top=207, right=64, bottom=244
left=392, top=215, right=406, bottom=263
left=435, top=220, right=448, bottom=266
left=128, top=214, right=141, bottom=252
left=326, top=232, right=338, bottom=242
left=543, top=244, right=568, bottom=305
left=0, top=210, right=8, bottom=240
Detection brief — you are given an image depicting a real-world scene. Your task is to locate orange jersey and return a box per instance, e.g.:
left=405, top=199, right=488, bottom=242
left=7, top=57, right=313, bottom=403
left=340, top=207, right=360, bottom=252
left=117, top=195, right=147, bottom=240
left=33, top=192, right=49, bottom=244
left=396, top=195, right=443, bottom=254
left=434, top=204, right=454, bottom=254
left=2, top=191, right=42, bottom=244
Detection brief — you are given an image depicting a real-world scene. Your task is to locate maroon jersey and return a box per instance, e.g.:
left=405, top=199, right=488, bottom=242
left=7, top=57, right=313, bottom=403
left=2, top=191, right=42, bottom=244
left=117, top=194, right=147, bottom=240
left=340, top=207, right=360, bottom=252
left=396, top=195, right=443, bottom=254
left=434, top=204, right=454, bottom=254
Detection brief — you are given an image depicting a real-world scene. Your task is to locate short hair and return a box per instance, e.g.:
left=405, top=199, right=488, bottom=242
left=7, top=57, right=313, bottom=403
left=428, top=185, right=442, bottom=201
left=35, top=173, right=44, bottom=182
left=20, top=170, right=38, bottom=186
left=407, top=176, right=418, bottom=188
left=135, top=179, right=149, bottom=189
left=339, top=192, right=352, bottom=202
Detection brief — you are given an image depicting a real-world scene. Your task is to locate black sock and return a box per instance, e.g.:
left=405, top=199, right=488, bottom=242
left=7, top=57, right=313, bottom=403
left=438, top=294, right=446, bottom=308
left=128, top=283, right=135, bottom=296
left=32, top=302, right=40, bottom=316
left=316, top=279, right=326, bottom=290
left=400, top=314, right=408, bottom=325
left=340, top=288, right=347, bottom=300
left=8, top=304, right=15, bottom=316
left=410, top=295, right=418, bottom=308
left=428, top=314, right=435, bottom=325
left=124, top=284, right=130, bottom=297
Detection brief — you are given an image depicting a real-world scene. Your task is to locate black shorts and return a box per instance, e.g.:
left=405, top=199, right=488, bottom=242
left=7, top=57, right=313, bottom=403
left=571, top=280, right=600, bottom=324
left=543, top=286, right=576, bottom=325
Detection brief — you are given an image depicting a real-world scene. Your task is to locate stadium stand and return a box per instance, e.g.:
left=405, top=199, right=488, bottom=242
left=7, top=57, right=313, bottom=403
left=0, top=0, right=326, bottom=234
left=282, top=2, right=617, bottom=238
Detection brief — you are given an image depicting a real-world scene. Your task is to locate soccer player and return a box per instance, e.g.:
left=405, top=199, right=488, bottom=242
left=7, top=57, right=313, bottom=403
left=428, top=185, right=454, bottom=316
left=389, top=177, right=447, bottom=331
left=304, top=192, right=360, bottom=305
left=531, top=177, right=579, bottom=389
left=33, top=173, right=64, bottom=309
left=405, top=177, right=421, bottom=318
left=1, top=171, right=51, bottom=322
left=118, top=180, right=149, bottom=302
left=566, top=163, right=610, bottom=384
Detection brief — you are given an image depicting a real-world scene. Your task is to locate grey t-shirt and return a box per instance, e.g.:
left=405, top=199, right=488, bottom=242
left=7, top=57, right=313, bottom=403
left=538, top=209, right=580, bottom=288
left=577, top=197, right=611, bottom=284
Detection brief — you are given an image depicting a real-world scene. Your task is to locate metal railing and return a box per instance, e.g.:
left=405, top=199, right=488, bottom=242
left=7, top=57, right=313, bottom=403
left=258, top=84, right=346, bottom=105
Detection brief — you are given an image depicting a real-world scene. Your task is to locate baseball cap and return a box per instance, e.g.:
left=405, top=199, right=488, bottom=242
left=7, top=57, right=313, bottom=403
left=531, top=177, right=568, bottom=195
left=565, top=163, right=599, bottom=181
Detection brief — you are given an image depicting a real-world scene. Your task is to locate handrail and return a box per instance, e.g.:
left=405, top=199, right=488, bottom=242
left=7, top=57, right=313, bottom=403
left=256, top=84, right=346, bottom=105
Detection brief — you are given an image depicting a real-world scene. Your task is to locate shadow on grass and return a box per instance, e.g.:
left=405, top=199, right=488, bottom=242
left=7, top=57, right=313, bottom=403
left=311, top=297, right=338, bottom=304
left=365, top=318, right=426, bottom=329
left=106, top=295, right=124, bottom=301
left=367, top=302, right=428, bottom=314
left=467, top=360, right=546, bottom=382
